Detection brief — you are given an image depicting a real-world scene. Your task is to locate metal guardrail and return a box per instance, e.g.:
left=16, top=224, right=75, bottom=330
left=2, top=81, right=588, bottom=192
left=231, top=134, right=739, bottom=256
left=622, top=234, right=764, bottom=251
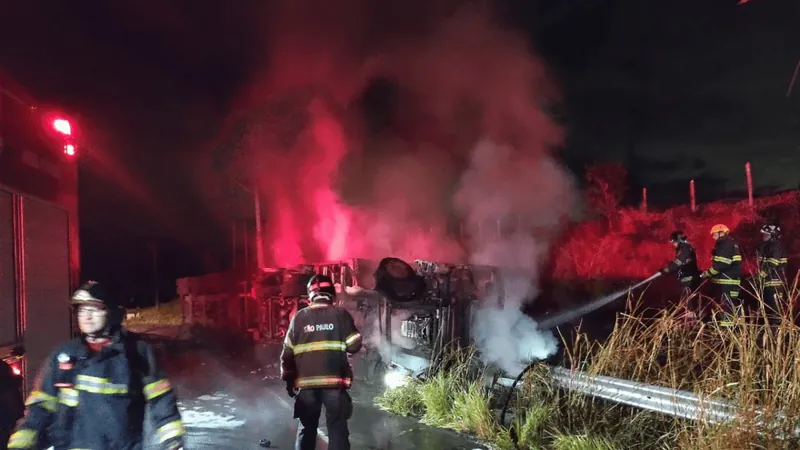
left=547, top=367, right=739, bottom=424
left=496, top=366, right=797, bottom=437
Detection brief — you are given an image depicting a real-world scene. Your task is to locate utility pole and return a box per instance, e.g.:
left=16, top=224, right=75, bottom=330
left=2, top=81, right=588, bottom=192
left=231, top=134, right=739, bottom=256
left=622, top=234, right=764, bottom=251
left=787, top=58, right=800, bottom=97
left=232, top=221, right=237, bottom=270
left=243, top=122, right=265, bottom=270
left=148, top=242, right=159, bottom=309
left=253, top=177, right=265, bottom=270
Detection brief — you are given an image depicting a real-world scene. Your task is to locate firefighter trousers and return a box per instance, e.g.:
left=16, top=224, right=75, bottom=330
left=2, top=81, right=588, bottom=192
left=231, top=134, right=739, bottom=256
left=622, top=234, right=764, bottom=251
left=294, top=388, right=353, bottom=450
left=714, top=283, right=741, bottom=315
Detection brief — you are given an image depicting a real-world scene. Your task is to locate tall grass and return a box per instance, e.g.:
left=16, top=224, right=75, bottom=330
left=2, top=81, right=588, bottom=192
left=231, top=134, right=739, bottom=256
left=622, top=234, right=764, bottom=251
left=376, top=276, right=800, bottom=449
left=568, top=277, right=800, bottom=448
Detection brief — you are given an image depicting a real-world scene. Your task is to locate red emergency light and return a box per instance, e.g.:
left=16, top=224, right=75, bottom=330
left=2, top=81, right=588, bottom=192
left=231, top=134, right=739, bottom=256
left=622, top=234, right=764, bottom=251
left=52, top=118, right=72, bottom=136
left=3, top=356, right=22, bottom=377
left=64, top=144, right=76, bottom=157
left=10, top=360, right=21, bottom=376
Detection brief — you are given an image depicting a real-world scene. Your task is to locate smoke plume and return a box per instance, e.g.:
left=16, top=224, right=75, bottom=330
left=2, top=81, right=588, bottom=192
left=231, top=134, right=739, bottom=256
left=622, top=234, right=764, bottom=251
left=456, top=140, right=573, bottom=375
left=237, top=2, right=575, bottom=373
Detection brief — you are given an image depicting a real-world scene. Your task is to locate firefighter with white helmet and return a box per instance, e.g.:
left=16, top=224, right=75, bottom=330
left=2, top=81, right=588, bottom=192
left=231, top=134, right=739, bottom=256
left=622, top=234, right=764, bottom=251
left=756, top=224, right=788, bottom=315
left=7, top=281, right=184, bottom=450
left=700, top=224, right=743, bottom=320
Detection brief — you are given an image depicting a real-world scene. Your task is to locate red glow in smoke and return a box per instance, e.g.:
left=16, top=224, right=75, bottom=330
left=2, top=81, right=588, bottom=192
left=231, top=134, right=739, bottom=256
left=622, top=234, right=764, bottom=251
left=272, top=195, right=304, bottom=266
left=247, top=5, right=566, bottom=268
left=266, top=99, right=354, bottom=266
left=309, top=107, right=352, bottom=261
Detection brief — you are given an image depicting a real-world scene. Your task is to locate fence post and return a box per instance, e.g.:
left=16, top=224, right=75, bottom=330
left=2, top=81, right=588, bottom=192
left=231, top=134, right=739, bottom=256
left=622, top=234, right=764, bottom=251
left=787, top=58, right=800, bottom=97
left=640, top=188, right=648, bottom=212
left=745, top=162, right=754, bottom=208
left=690, top=179, right=697, bottom=213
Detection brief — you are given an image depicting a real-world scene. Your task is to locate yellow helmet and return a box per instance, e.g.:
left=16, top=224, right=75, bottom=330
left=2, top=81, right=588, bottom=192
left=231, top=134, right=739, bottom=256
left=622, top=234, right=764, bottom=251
left=710, top=224, right=730, bottom=235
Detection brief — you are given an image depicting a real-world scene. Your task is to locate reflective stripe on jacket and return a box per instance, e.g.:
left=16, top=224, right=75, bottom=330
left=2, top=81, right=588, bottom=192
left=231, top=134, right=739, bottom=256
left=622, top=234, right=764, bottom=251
left=280, top=302, right=363, bottom=390
left=704, top=236, right=743, bottom=285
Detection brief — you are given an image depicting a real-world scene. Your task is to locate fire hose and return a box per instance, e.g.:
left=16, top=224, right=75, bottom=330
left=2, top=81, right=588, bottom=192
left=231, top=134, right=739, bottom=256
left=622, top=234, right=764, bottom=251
left=498, top=271, right=663, bottom=446
left=537, top=272, right=663, bottom=331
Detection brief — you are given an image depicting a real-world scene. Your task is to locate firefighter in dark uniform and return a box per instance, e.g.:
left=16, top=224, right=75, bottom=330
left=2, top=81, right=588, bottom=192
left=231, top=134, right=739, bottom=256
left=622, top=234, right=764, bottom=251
left=661, top=230, right=702, bottom=318
left=281, top=274, right=362, bottom=450
left=661, top=230, right=701, bottom=297
left=700, top=224, right=743, bottom=319
left=756, top=224, right=788, bottom=314
left=7, top=281, right=185, bottom=450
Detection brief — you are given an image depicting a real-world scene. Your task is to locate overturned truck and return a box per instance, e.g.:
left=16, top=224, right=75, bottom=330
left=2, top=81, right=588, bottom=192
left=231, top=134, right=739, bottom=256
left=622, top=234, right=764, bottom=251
left=185, top=256, right=545, bottom=383
left=352, top=257, right=504, bottom=383
left=247, top=257, right=523, bottom=384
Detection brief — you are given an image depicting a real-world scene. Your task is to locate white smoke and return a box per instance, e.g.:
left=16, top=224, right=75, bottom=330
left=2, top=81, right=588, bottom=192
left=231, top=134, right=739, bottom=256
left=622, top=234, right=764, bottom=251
left=455, top=139, right=574, bottom=375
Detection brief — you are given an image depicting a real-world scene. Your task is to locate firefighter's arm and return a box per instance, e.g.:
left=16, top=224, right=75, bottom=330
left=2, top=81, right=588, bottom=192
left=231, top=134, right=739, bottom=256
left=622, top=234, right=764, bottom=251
left=707, top=241, right=738, bottom=276
left=757, top=245, right=769, bottom=277
left=7, top=356, right=58, bottom=449
left=280, top=316, right=297, bottom=384
left=342, top=310, right=363, bottom=354
left=664, top=246, right=691, bottom=273
left=139, top=340, right=184, bottom=450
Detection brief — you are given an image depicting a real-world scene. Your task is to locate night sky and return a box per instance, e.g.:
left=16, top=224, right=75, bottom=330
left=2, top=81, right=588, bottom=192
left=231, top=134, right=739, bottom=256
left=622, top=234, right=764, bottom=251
left=1, top=0, right=797, bottom=304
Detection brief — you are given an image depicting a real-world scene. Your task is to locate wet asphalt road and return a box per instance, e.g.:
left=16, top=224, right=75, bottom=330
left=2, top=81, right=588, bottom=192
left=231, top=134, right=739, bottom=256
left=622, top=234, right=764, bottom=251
left=142, top=336, right=486, bottom=450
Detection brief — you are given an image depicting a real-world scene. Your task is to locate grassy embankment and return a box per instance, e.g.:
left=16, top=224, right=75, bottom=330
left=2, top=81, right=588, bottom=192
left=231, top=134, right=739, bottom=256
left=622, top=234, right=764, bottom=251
left=376, top=277, right=800, bottom=450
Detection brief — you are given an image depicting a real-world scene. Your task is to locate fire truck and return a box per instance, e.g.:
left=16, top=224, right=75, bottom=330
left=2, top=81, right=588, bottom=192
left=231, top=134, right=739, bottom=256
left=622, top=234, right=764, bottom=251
left=0, top=75, right=80, bottom=395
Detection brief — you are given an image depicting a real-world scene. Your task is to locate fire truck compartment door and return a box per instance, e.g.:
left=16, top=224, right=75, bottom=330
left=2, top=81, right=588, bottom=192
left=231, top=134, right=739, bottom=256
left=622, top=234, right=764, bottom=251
left=0, top=189, right=16, bottom=347
left=22, top=197, right=71, bottom=391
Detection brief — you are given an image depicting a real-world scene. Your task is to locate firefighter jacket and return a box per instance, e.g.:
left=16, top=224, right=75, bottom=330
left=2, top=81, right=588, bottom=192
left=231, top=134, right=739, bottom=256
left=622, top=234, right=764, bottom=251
left=7, top=329, right=184, bottom=450
left=281, top=302, right=363, bottom=390
left=757, top=238, right=788, bottom=288
left=664, top=242, right=701, bottom=286
left=703, top=236, right=742, bottom=285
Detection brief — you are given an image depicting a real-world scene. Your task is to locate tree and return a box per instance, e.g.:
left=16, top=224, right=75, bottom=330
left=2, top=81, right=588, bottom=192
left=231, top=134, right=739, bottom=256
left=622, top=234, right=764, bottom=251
left=584, top=162, right=628, bottom=216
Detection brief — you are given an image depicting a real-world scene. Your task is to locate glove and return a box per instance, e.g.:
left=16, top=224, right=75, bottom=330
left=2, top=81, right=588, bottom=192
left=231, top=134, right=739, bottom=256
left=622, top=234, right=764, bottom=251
left=660, top=267, right=670, bottom=275
left=286, top=382, right=297, bottom=398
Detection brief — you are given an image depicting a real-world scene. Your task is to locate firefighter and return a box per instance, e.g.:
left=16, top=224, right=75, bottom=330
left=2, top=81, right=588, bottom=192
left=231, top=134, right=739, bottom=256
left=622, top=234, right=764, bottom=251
left=756, top=224, right=788, bottom=314
left=7, top=281, right=184, bottom=450
left=281, top=274, right=363, bottom=450
left=660, top=230, right=701, bottom=298
left=700, top=224, right=743, bottom=317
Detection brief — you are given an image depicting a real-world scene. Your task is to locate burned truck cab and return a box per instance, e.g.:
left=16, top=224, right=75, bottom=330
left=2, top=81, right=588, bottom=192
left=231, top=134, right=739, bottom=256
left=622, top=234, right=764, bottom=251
left=362, top=257, right=501, bottom=383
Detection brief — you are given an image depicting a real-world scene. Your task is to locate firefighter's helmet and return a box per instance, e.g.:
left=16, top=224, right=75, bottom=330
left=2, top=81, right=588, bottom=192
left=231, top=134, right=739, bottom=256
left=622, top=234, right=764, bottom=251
left=71, top=281, right=111, bottom=307
left=760, top=224, right=781, bottom=237
left=306, top=274, right=336, bottom=302
left=71, top=281, right=124, bottom=330
left=669, top=230, right=687, bottom=243
left=710, top=224, right=730, bottom=235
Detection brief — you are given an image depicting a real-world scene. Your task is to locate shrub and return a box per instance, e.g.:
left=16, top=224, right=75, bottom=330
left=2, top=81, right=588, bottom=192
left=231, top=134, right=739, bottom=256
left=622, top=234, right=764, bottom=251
left=552, top=191, right=800, bottom=281
left=124, top=300, right=183, bottom=327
